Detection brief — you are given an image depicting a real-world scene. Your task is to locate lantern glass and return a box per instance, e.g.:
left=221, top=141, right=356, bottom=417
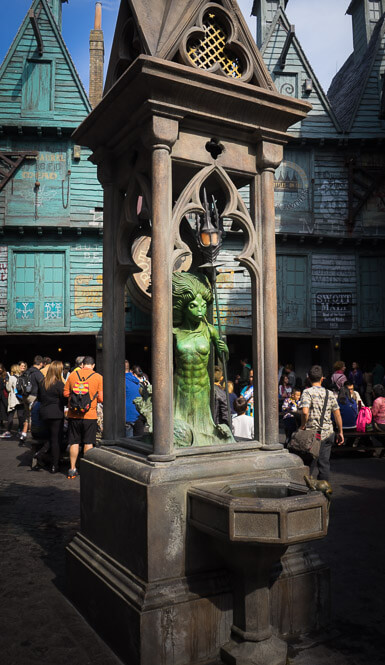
left=200, top=231, right=212, bottom=246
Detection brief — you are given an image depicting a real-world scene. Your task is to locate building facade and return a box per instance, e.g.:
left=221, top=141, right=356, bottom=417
left=0, top=0, right=104, bottom=365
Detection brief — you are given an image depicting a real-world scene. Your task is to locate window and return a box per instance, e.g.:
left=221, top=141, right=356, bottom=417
left=276, top=255, right=309, bottom=331
left=359, top=256, right=385, bottom=331
left=21, top=60, right=53, bottom=115
left=9, top=250, right=68, bottom=331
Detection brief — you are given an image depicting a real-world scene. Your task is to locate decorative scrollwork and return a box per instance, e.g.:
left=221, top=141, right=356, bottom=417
left=279, top=82, right=295, bottom=97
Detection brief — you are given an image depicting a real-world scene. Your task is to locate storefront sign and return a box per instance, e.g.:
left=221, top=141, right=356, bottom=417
left=315, top=292, right=353, bottom=330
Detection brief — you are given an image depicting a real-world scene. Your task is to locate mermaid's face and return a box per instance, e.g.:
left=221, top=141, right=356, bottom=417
left=185, top=294, right=207, bottom=323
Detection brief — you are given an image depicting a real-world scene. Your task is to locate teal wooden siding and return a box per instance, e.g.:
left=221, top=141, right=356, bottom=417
left=276, top=254, right=309, bottom=331
left=0, top=0, right=90, bottom=129
left=359, top=256, right=385, bottom=330
left=349, top=30, right=385, bottom=137
left=0, top=139, right=103, bottom=228
left=8, top=247, right=69, bottom=332
left=21, top=59, right=54, bottom=115
left=261, top=12, right=340, bottom=138
left=70, top=239, right=103, bottom=331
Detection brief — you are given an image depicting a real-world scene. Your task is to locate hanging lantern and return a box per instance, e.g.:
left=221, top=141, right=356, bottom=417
left=196, top=188, right=223, bottom=266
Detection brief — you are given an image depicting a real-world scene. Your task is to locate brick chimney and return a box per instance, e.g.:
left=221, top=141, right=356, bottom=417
left=89, top=2, right=104, bottom=108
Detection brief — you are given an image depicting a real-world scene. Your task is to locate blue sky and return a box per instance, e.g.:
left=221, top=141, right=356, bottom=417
left=1, top=0, right=353, bottom=93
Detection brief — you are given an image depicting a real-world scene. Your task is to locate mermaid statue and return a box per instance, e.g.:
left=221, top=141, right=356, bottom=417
left=172, top=271, right=234, bottom=447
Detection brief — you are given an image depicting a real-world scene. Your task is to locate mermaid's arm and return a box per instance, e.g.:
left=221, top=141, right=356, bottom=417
left=209, top=324, right=229, bottom=361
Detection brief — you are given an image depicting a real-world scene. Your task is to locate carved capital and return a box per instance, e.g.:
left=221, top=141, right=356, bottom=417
left=256, top=141, right=284, bottom=172
left=142, top=116, right=179, bottom=151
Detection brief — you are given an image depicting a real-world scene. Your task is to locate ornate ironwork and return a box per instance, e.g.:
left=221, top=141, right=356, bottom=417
left=187, top=11, right=243, bottom=78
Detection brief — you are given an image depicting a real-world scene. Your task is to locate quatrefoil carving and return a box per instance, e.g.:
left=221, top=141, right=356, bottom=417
left=179, top=3, right=252, bottom=82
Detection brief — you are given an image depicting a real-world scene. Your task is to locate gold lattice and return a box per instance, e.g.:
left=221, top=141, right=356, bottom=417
left=187, top=13, right=242, bottom=79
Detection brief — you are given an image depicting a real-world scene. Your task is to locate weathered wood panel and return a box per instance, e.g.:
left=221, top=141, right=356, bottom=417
left=0, top=0, right=90, bottom=129
left=358, top=255, right=385, bottom=331
left=349, top=30, right=385, bottom=137
left=311, top=254, right=357, bottom=332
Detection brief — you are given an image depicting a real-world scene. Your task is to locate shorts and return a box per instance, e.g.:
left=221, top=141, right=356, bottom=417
left=67, top=418, right=97, bottom=446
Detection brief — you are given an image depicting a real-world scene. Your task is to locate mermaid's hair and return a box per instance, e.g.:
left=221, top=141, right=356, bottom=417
left=172, top=271, right=213, bottom=325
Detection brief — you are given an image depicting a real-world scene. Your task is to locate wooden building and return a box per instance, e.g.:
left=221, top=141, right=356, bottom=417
left=217, top=0, right=385, bottom=377
left=0, top=0, right=104, bottom=364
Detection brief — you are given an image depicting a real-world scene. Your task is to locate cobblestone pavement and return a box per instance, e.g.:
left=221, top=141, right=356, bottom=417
left=0, top=434, right=384, bottom=665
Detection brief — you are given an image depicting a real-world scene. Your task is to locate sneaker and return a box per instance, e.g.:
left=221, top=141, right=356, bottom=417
left=67, top=468, right=79, bottom=479
left=0, top=432, right=11, bottom=439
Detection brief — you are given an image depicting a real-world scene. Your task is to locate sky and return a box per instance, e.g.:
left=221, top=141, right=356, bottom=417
left=1, top=0, right=353, bottom=94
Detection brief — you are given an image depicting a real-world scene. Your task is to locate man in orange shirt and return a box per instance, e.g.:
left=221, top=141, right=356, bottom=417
left=63, top=355, right=103, bottom=479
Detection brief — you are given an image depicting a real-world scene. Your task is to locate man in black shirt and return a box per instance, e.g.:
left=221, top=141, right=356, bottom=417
left=19, top=355, right=44, bottom=445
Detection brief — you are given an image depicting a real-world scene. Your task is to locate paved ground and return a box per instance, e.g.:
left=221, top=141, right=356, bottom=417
left=0, top=433, right=384, bottom=665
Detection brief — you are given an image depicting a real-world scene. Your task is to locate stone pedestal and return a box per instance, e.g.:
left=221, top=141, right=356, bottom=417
left=67, top=443, right=329, bottom=665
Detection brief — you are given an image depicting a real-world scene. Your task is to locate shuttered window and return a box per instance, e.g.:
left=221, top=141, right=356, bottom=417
left=359, top=256, right=385, bottom=331
left=21, top=60, right=53, bottom=115
left=8, top=250, right=68, bottom=331
left=276, top=255, right=310, bottom=331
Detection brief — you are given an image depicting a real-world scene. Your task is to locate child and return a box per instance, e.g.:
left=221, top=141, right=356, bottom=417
left=282, top=388, right=302, bottom=445
left=232, top=397, right=254, bottom=440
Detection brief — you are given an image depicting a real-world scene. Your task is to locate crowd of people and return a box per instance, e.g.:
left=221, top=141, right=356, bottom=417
left=1, top=352, right=384, bottom=481
left=0, top=355, right=103, bottom=478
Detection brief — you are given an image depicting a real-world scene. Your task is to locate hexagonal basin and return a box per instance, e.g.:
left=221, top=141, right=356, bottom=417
left=225, top=485, right=305, bottom=499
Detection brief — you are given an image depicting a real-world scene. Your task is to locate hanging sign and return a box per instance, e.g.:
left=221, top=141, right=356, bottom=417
left=315, top=292, right=353, bottom=330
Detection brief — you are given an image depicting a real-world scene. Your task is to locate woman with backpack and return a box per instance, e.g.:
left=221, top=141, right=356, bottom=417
left=37, top=360, right=66, bottom=474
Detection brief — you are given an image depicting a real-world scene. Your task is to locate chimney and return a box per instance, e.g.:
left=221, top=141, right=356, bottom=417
left=347, top=0, right=385, bottom=62
left=47, top=0, right=68, bottom=31
left=252, top=0, right=289, bottom=48
left=89, top=2, right=104, bottom=109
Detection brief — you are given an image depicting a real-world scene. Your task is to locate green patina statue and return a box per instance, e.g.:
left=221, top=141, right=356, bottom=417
left=172, top=271, right=234, bottom=447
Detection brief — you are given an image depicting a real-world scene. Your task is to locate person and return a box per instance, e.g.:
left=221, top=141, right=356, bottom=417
left=284, top=363, right=296, bottom=388
left=336, top=385, right=358, bottom=429
left=372, top=384, right=385, bottom=432
left=1, top=365, right=24, bottom=438
left=214, top=366, right=229, bottom=428
left=232, top=396, right=254, bottom=439
left=278, top=360, right=284, bottom=384
left=172, top=271, right=233, bottom=446
left=125, top=365, right=144, bottom=437
left=346, top=381, right=364, bottom=407
left=330, top=361, right=347, bottom=393
left=300, top=365, right=344, bottom=481
left=278, top=374, right=292, bottom=400
left=348, top=362, right=363, bottom=396
left=241, top=369, right=254, bottom=416
left=64, top=356, right=103, bottom=479
left=18, top=360, right=27, bottom=374
left=125, top=359, right=130, bottom=374
left=40, top=357, right=52, bottom=377
left=0, top=363, right=8, bottom=429
left=372, top=363, right=385, bottom=387
left=73, top=356, right=85, bottom=372
left=227, top=380, right=237, bottom=415
left=282, top=388, right=302, bottom=445
left=238, top=358, right=251, bottom=393
left=37, top=360, right=66, bottom=473
left=62, top=362, right=71, bottom=382
left=19, top=355, right=44, bottom=445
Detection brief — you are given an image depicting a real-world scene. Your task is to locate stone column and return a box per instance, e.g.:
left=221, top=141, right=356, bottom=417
left=145, top=117, right=179, bottom=461
left=257, top=141, right=283, bottom=447
left=96, top=156, right=126, bottom=441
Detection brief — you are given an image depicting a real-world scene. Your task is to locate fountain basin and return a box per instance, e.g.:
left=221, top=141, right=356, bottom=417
left=188, top=479, right=328, bottom=546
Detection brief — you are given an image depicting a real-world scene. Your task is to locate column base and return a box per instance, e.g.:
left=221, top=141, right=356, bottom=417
left=221, top=635, right=287, bottom=665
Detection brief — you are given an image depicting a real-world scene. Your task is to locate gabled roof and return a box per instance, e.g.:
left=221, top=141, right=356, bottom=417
left=261, top=7, right=341, bottom=136
left=105, top=0, right=274, bottom=94
left=0, top=0, right=91, bottom=129
left=328, top=13, right=385, bottom=133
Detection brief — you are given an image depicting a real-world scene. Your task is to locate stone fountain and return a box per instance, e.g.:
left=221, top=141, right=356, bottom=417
left=66, top=2, right=330, bottom=664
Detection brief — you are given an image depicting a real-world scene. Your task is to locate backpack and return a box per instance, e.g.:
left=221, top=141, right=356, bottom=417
left=16, top=371, right=33, bottom=398
left=69, top=371, right=97, bottom=415
left=356, top=406, right=373, bottom=433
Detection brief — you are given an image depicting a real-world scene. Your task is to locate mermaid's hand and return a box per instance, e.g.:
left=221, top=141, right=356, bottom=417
left=216, top=338, right=229, bottom=361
